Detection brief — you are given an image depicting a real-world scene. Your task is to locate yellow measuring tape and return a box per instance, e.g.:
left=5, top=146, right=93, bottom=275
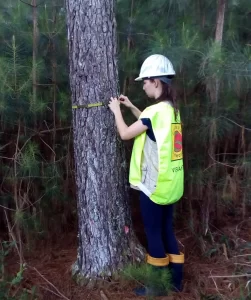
left=72, top=102, right=107, bottom=109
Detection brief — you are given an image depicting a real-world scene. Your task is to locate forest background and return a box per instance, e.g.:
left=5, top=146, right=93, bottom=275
left=1, top=0, right=251, bottom=299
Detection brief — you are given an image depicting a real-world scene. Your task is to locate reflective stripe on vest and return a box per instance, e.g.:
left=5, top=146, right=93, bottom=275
left=129, top=102, right=184, bottom=205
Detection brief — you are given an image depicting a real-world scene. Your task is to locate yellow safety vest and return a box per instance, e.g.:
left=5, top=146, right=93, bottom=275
left=129, top=102, right=184, bottom=205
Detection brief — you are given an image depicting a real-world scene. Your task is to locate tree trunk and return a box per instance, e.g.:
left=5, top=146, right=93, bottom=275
left=32, top=0, right=37, bottom=126
left=65, top=0, right=143, bottom=281
left=215, top=0, right=226, bottom=45
left=203, top=0, right=226, bottom=235
left=51, top=0, right=57, bottom=163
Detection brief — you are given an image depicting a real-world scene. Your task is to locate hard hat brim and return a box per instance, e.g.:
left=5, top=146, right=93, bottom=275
left=135, top=72, right=176, bottom=81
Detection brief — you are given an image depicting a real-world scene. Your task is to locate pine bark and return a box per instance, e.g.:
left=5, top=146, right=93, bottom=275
left=65, top=0, right=143, bottom=280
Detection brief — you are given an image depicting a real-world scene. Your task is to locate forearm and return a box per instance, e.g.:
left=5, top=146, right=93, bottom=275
left=130, top=104, right=142, bottom=119
left=114, top=109, right=128, bottom=139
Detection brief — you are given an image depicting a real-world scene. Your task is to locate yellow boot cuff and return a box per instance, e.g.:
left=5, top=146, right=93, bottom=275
left=146, top=254, right=169, bottom=267
left=168, top=252, right=184, bottom=264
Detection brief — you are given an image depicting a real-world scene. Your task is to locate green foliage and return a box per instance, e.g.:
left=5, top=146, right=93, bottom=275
left=117, top=0, right=251, bottom=233
left=0, top=241, right=36, bottom=300
left=19, top=142, right=40, bottom=177
left=122, top=263, right=171, bottom=298
left=0, top=0, right=251, bottom=276
left=0, top=0, right=74, bottom=243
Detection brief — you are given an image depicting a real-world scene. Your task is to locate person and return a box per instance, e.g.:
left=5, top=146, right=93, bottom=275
left=108, top=54, right=184, bottom=296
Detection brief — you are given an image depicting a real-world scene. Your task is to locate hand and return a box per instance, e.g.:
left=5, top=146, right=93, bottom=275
left=118, top=94, right=133, bottom=108
left=108, top=97, right=121, bottom=114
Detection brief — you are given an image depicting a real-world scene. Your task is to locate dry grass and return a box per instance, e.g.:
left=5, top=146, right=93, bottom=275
left=4, top=217, right=251, bottom=300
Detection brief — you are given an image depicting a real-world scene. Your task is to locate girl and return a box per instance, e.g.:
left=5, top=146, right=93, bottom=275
left=108, top=54, right=184, bottom=296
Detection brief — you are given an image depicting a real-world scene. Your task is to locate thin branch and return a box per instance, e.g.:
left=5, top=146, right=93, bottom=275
left=0, top=156, right=15, bottom=161
left=209, top=274, right=251, bottom=278
left=234, top=263, right=251, bottom=267
left=35, top=84, right=55, bottom=86
left=203, top=162, right=219, bottom=172
left=0, top=142, right=12, bottom=150
left=216, top=151, right=251, bottom=156
left=28, top=266, right=70, bottom=300
left=207, top=151, right=236, bottom=169
left=100, top=290, right=110, bottom=300
left=24, top=193, right=46, bottom=210
left=0, top=204, right=16, bottom=211
left=19, top=0, right=35, bottom=7
left=4, top=210, right=22, bottom=260
left=219, top=116, right=251, bottom=132
left=0, top=192, right=46, bottom=213
left=209, top=270, right=222, bottom=296
left=17, top=137, right=32, bottom=158
left=38, top=127, right=72, bottom=135
left=39, top=285, right=66, bottom=299
left=117, top=31, right=153, bottom=37
left=232, top=254, right=251, bottom=258
left=19, top=0, right=45, bottom=8
left=39, top=137, right=56, bottom=157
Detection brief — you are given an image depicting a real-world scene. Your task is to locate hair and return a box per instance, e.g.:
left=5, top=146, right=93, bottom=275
left=150, top=78, right=179, bottom=121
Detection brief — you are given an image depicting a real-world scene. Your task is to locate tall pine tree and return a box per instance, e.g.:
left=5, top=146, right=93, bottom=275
left=65, top=0, right=143, bottom=280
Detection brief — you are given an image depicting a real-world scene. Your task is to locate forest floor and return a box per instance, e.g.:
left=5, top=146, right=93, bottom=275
left=4, top=205, right=251, bottom=300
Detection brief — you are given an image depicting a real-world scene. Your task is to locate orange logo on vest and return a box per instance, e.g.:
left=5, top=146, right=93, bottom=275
left=171, top=124, right=183, bottom=161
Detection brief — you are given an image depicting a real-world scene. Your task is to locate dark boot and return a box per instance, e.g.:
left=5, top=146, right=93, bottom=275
left=168, top=252, right=184, bottom=292
left=133, top=254, right=170, bottom=297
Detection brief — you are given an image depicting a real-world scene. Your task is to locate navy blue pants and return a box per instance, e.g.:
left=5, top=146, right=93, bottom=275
left=140, top=191, right=179, bottom=258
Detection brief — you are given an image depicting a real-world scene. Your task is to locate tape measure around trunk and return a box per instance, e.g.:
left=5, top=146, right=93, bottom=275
left=72, top=102, right=107, bottom=109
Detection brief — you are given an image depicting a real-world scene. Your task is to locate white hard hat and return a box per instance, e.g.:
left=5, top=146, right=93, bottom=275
left=135, top=54, right=175, bottom=81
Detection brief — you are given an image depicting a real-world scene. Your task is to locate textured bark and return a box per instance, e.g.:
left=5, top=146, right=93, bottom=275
left=65, top=0, right=144, bottom=280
